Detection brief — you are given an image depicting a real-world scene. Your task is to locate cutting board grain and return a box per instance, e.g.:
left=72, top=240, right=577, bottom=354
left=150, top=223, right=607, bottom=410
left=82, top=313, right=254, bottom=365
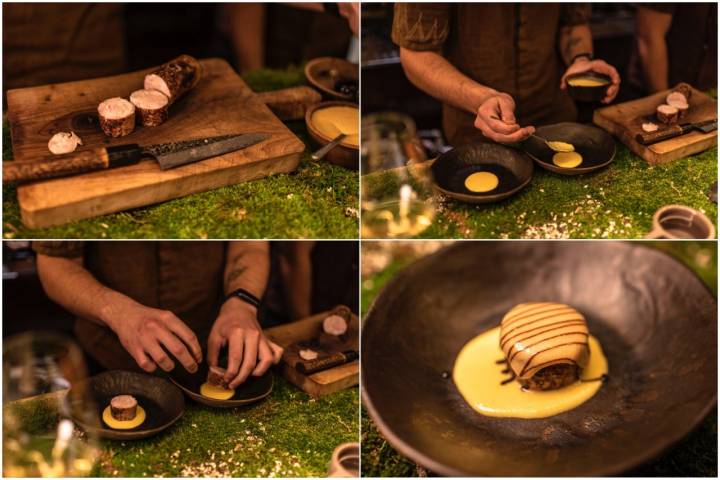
left=593, top=85, right=717, bottom=165
left=6, top=58, right=306, bottom=228
left=265, top=307, right=358, bottom=398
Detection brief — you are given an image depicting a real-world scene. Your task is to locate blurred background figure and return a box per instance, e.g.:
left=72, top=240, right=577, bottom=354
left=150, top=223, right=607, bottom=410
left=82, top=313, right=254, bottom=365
left=632, top=3, right=717, bottom=94
left=3, top=2, right=358, bottom=92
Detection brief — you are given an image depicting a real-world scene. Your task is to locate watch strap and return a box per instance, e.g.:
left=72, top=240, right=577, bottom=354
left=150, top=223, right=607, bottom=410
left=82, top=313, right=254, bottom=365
left=224, top=288, right=261, bottom=309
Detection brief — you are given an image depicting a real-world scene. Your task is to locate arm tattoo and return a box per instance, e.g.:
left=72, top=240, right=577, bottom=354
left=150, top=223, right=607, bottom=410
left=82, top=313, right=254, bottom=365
left=224, top=253, right=248, bottom=289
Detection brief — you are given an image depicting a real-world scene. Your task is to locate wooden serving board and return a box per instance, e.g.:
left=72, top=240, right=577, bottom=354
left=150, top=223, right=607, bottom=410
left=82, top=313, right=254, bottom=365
left=6, top=58, right=306, bottom=228
left=265, top=307, right=358, bottom=398
left=593, top=85, right=717, bottom=165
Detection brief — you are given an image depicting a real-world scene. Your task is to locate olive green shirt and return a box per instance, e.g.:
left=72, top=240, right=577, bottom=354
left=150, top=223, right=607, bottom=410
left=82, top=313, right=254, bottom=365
left=392, top=3, right=592, bottom=146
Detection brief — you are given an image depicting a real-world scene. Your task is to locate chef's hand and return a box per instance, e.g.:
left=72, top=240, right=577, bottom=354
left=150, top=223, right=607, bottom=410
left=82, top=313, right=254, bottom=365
left=208, top=298, right=284, bottom=389
left=104, top=298, right=202, bottom=374
left=475, top=92, right=535, bottom=144
left=561, top=57, right=621, bottom=104
left=337, top=3, right=359, bottom=36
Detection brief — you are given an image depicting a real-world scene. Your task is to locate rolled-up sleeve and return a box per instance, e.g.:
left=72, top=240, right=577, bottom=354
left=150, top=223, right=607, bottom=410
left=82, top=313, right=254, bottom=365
left=560, top=4, right=592, bottom=26
left=32, top=241, right=85, bottom=258
left=391, top=3, right=451, bottom=51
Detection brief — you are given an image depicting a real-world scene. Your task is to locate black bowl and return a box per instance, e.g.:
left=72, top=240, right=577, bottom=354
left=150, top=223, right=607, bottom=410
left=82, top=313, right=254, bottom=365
left=362, top=242, right=717, bottom=476
left=431, top=143, right=533, bottom=203
left=523, top=122, right=615, bottom=175
left=169, top=363, right=273, bottom=408
left=67, top=370, right=185, bottom=440
left=566, top=71, right=611, bottom=102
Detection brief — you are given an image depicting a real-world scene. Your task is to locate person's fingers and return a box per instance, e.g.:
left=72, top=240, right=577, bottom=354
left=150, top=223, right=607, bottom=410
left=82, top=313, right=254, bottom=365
left=476, top=114, right=533, bottom=144
left=603, top=83, right=620, bottom=103
left=207, top=331, right=223, bottom=367
left=160, top=312, right=202, bottom=363
left=156, top=328, right=198, bottom=373
left=224, top=330, right=245, bottom=382
left=495, top=95, right=517, bottom=124
left=129, top=344, right=156, bottom=372
left=485, top=115, right=521, bottom=135
left=252, top=339, right=274, bottom=377
left=269, top=341, right=284, bottom=363
left=230, top=331, right=259, bottom=388
left=141, top=337, right=175, bottom=372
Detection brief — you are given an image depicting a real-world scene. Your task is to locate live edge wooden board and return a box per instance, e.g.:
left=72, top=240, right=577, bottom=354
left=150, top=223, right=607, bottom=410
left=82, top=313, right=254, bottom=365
left=265, top=307, right=359, bottom=398
left=594, top=85, right=717, bottom=165
left=6, top=58, right=306, bottom=228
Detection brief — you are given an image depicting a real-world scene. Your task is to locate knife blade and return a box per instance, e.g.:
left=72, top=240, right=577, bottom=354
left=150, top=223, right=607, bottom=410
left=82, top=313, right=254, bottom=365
left=635, top=119, right=717, bottom=145
left=3, top=133, right=270, bottom=184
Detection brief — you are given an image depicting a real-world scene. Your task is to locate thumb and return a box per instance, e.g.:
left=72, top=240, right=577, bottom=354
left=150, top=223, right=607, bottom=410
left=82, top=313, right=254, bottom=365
left=496, top=96, right=516, bottom=124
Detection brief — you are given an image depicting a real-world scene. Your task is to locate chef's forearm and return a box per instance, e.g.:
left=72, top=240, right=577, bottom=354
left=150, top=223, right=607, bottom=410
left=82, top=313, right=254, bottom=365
left=224, top=241, right=270, bottom=299
left=36, top=254, right=133, bottom=330
left=558, top=24, right=594, bottom=66
left=399, top=48, right=498, bottom=115
left=635, top=7, right=671, bottom=93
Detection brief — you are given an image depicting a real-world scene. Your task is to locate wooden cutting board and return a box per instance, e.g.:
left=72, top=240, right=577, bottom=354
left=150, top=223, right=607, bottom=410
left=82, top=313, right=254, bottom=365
left=593, top=85, right=717, bottom=165
left=265, top=307, right=358, bottom=398
left=6, top=58, right=306, bottom=228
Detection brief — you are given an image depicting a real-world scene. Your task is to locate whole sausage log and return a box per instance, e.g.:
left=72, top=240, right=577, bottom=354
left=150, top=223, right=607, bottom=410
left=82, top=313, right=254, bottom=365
left=98, top=97, right=136, bottom=137
left=130, top=89, right=169, bottom=127
left=144, top=54, right=202, bottom=104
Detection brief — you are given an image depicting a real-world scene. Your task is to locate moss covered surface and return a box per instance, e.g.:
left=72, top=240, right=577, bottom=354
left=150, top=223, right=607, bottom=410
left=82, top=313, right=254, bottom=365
left=360, top=242, right=717, bottom=477
left=9, top=377, right=357, bottom=477
left=2, top=67, right=358, bottom=239
left=369, top=141, right=717, bottom=239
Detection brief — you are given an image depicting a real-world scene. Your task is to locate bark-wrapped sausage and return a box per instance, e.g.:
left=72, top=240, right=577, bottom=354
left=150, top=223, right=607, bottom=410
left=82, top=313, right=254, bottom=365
left=144, top=54, right=202, bottom=104
left=110, top=395, right=138, bottom=421
left=98, top=97, right=136, bottom=137
left=130, top=89, right=169, bottom=127
left=207, top=365, right=229, bottom=389
left=656, top=104, right=679, bottom=125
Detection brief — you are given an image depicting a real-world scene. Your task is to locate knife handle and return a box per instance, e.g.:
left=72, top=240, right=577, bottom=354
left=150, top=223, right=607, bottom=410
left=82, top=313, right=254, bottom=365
left=635, top=125, right=684, bottom=146
left=3, top=145, right=142, bottom=184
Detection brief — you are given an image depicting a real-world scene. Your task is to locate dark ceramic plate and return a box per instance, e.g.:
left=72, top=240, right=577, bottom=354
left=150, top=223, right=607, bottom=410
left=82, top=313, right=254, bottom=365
left=362, top=242, right=717, bottom=476
left=169, top=363, right=273, bottom=408
left=67, top=370, right=185, bottom=440
left=523, top=122, right=615, bottom=175
left=566, top=71, right=612, bottom=102
left=431, top=143, right=533, bottom=203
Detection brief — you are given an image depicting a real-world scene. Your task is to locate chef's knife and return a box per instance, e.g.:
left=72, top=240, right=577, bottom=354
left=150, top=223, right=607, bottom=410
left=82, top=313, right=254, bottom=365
left=635, top=119, right=717, bottom=146
left=3, top=133, right=270, bottom=184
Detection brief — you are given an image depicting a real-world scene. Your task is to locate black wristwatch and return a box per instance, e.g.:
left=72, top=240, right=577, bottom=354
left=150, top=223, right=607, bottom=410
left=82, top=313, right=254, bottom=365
left=224, top=288, right=261, bottom=309
left=570, top=52, right=593, bottom=65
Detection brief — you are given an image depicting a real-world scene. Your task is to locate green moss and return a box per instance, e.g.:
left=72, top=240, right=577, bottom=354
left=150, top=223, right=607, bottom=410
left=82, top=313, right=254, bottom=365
left=2, top=68, right=358, bottom=239
left=361, top=242, right=718, bottom=477
left=7, top=378, right=357, bottom=477
left=377, top=142, right=717, bottom=239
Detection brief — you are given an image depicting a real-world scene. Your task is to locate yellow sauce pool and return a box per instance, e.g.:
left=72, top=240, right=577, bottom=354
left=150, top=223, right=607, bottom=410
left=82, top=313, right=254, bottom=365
left=102, top=405, right=146, bottom=430
left=453, top=326, right=607, bottom=418
left=464, top=172, right=499, bottom=193
left=200, top=382, right=235, bottom=400
left=568, top=77, right=609, bottom=87
left=311, top=106, right=359, bottom=147
left=552, top=151, right=583, bottom=168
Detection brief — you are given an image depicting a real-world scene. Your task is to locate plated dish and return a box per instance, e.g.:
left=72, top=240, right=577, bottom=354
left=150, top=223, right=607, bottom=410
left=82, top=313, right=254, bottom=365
left=362, top=242, right=717, bottom=476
